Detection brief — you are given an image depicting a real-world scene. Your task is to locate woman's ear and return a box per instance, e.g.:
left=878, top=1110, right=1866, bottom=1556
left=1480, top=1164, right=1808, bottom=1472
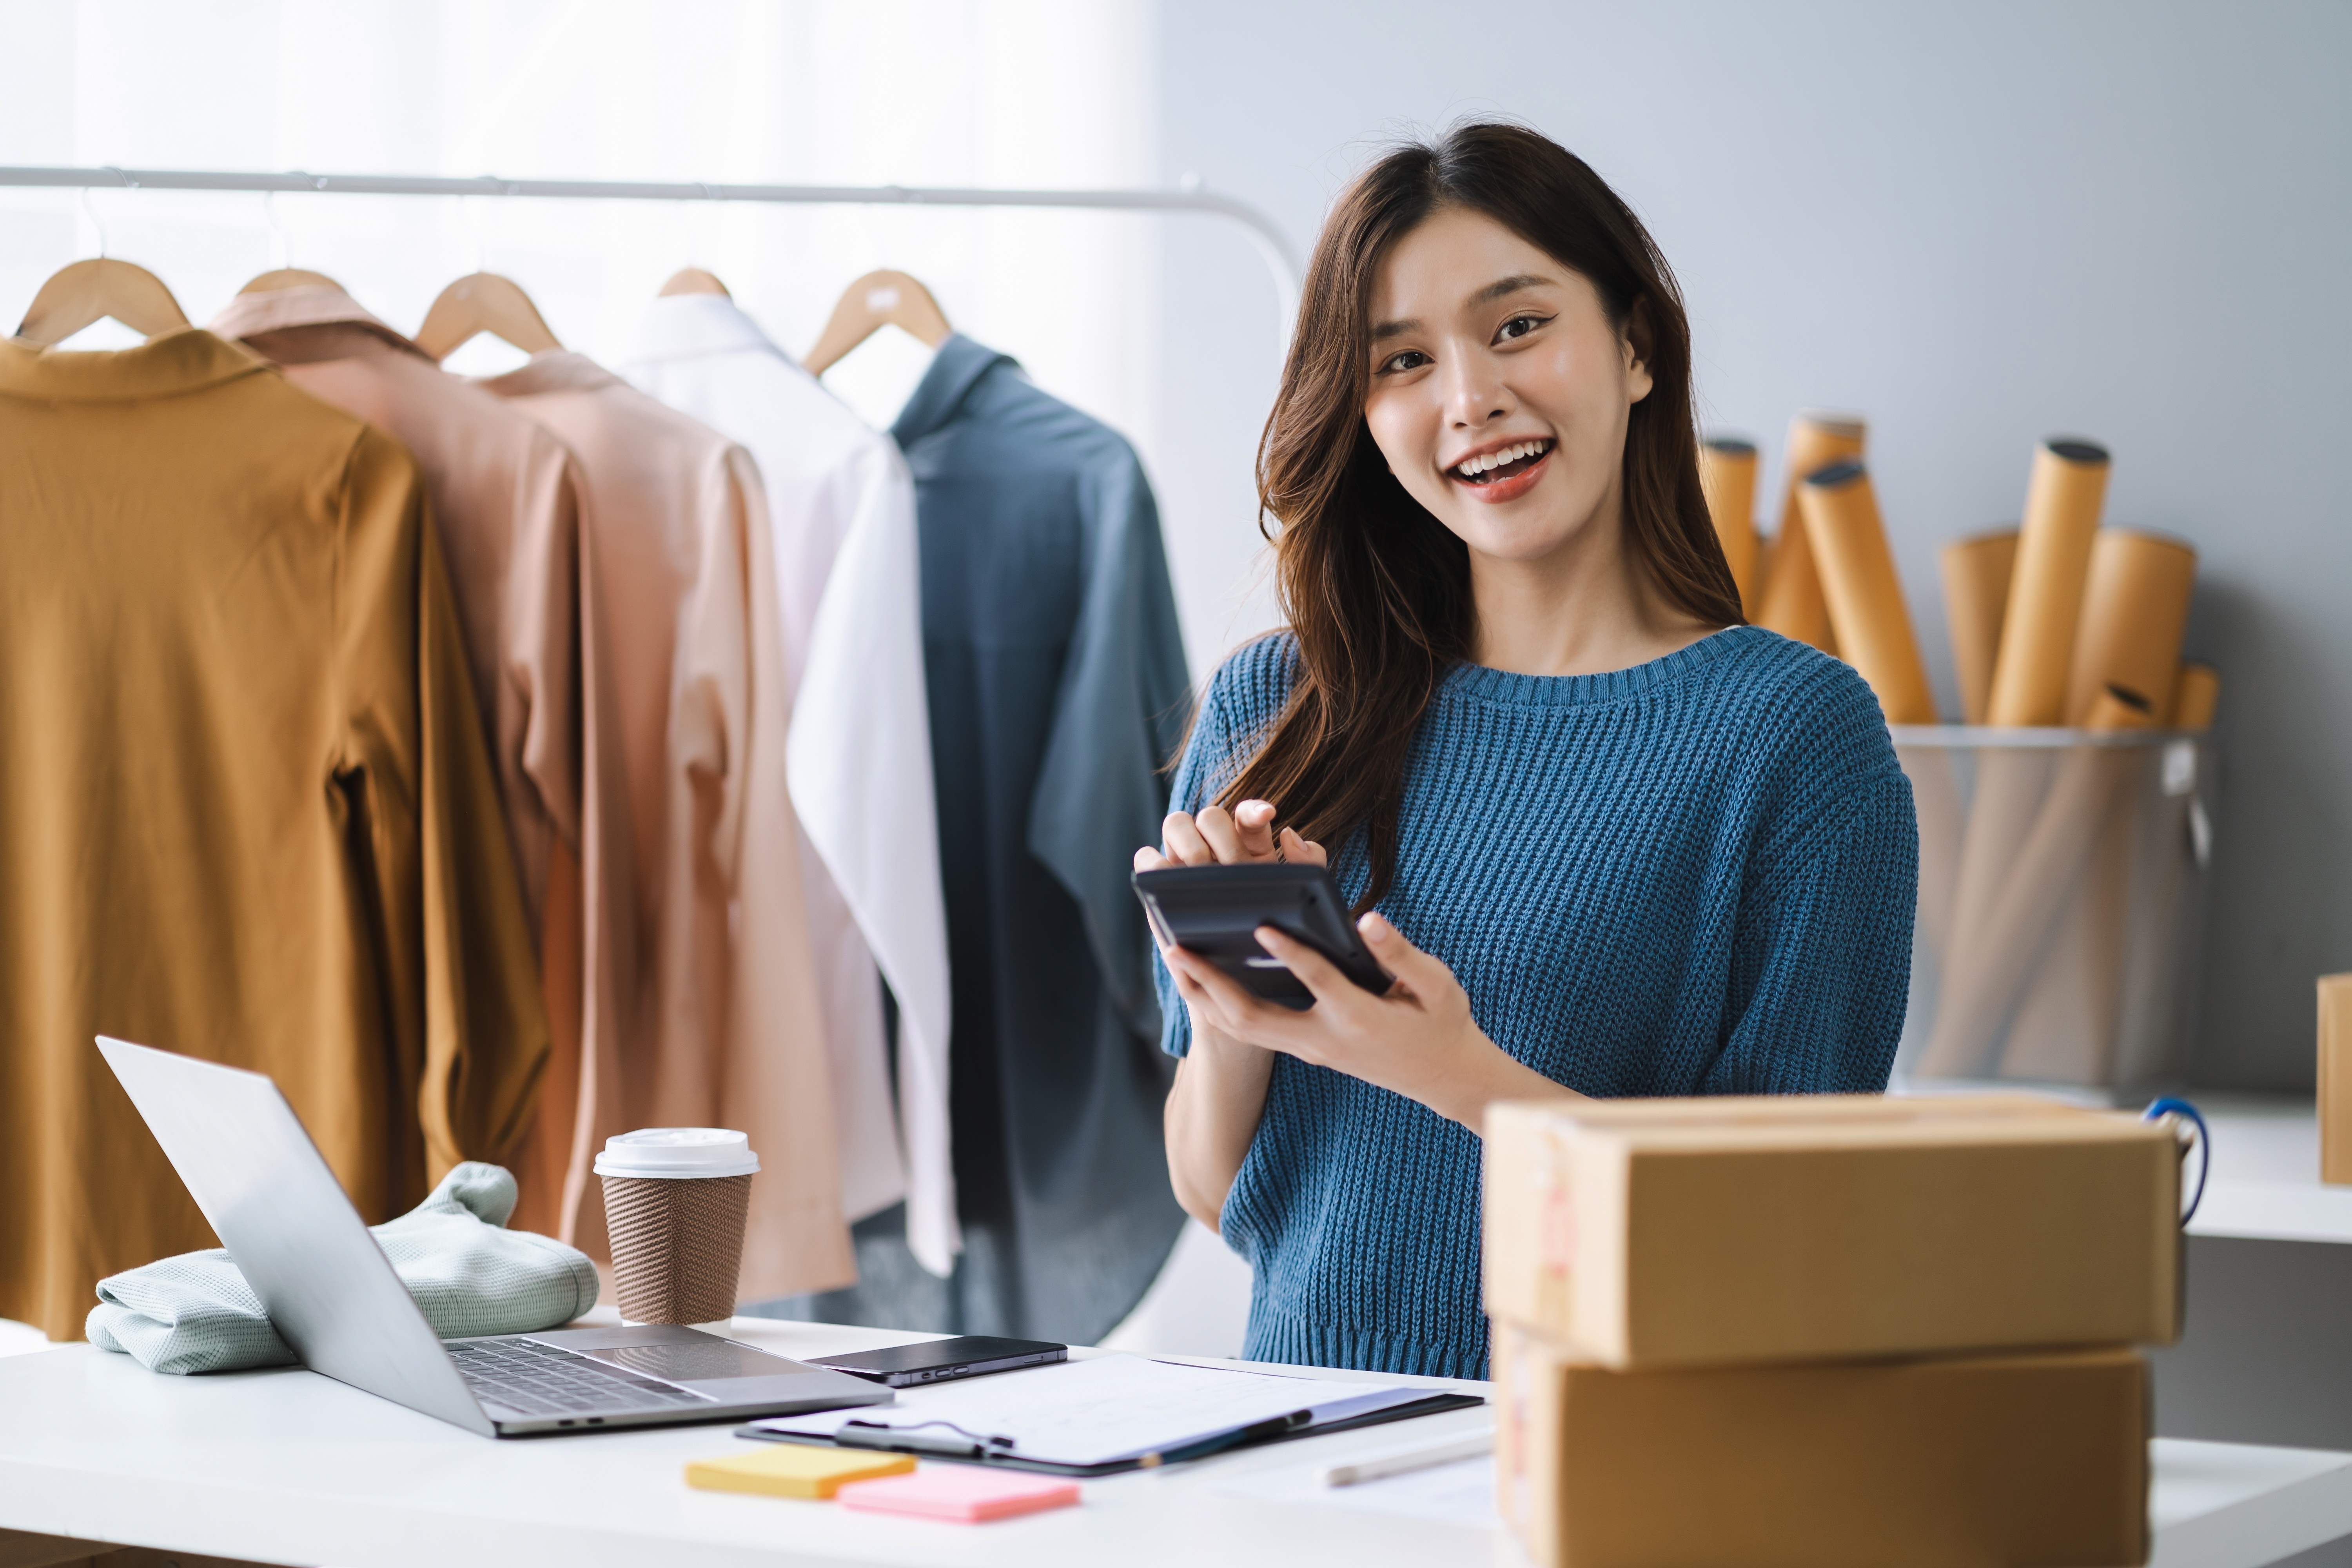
left=1623, top=298, right=1656, bottom=405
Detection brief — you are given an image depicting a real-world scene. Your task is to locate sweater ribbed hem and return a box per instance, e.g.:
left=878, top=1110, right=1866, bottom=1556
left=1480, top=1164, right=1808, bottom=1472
left=1244, top=1302, right=1488, bottom=1382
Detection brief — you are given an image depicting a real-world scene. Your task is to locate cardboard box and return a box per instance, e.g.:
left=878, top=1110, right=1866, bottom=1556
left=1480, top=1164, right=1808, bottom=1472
left=2323, top=975, right=2352, bottom=1185
left=1493, top=1322, right=2149, bottom=1568
left=1484, top=1094, right=2179, bottom=1367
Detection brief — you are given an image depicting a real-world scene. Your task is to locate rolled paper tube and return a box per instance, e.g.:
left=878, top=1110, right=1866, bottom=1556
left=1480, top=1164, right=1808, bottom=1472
left=1752, top=411, right=1864, bottom=652
left=1698, top=437, right=1761, bottom=610
left=1914, top=742, right=2051, bottom=1078
left=1940, top=530, right=2018, bottom=726
left=1985, top=439, right=2111, bottom=726
left=2172, top=661, right=2221, bottom=731
left=1799, top=461, right=1936, bottom=723
left=1997, top=784, right=2137, bottom=1085
left=1998, top=685, right=2157, bottom=1082
left=1919, top=685, right=2155, bottom=1077
left=2065, top=529, right=2197, bottom=725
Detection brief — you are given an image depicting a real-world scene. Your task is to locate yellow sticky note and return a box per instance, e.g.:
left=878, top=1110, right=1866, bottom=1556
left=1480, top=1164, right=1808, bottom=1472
left=685, top=1445, right=917, bottom=1499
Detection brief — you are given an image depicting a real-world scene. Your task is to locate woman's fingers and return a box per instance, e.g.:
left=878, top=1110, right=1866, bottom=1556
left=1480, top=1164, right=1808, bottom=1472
left=1166, top=944, right=1298, bottom=1040
left=1156, top=802, right=1301, bottom=869
left=1358, top=911, right=1454, bottom=998
left=1277, top=827, right=1328, bottom=867
left=1233, top=800, right=1279, bottom=859
left=1134, top=844, right=1172, bottom=874
left=1251, top=926, right=1356, bottom=1012
left=1194, top=804, right=1250, bottom=863
left=1160, top=811, right=1214, bottom=866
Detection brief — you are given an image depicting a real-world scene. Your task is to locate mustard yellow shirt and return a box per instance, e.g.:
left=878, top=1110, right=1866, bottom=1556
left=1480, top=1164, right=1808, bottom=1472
left=0, top=328, right=548, bottom=1339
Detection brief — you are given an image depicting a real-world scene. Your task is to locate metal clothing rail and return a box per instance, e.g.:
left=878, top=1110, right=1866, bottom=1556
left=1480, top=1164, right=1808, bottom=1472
left=0, top=164, right=1301, bottom=333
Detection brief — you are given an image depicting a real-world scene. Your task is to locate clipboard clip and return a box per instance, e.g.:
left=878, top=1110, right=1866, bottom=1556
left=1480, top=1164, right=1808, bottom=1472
left=838, top=1418, right=1018, bottom=1459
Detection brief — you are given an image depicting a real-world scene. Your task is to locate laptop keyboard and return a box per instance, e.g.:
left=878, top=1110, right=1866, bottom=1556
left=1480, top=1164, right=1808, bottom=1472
left=449, top=1338, right=715, bottom=1419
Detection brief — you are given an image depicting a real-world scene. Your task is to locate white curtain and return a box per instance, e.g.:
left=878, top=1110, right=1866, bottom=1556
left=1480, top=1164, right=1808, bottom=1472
left=0, top=0, right=1154, bottom=436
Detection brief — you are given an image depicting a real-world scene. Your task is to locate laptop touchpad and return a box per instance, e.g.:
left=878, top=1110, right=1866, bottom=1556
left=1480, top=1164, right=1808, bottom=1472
left=576, top=1340, right=798, bottom=1382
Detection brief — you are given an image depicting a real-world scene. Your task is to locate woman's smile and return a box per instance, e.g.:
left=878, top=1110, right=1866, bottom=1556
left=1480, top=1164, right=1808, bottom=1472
left=1446, top=435, right=1555, bottom=503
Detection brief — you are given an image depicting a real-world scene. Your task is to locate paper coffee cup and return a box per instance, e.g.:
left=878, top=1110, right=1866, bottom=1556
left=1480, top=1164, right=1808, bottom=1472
left=594, top=1129, right=759, bottom=1331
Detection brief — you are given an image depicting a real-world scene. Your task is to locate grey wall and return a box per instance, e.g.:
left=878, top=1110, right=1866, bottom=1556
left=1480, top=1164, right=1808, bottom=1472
left=1144, top=0, right=2352, bottom=1092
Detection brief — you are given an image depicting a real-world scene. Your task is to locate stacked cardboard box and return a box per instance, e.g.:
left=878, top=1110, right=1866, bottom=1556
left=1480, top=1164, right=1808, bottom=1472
left=2321, top=974, right=2352, bottom=1184
left=1483, top=1094, right=2181, bottom=1567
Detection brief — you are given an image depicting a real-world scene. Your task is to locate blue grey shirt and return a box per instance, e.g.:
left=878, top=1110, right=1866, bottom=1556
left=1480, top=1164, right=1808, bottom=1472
left=799, top=336, right=1190, bottom=1341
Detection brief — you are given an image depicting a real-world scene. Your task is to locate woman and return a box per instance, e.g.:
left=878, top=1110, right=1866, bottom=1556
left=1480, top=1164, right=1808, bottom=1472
left=1137, top=123, right=1918, bottom=1381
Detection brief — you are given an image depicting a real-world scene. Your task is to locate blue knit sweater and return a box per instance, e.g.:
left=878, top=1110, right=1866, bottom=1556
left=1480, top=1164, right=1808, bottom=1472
left=1155, top=626, right=1918, bottom=1380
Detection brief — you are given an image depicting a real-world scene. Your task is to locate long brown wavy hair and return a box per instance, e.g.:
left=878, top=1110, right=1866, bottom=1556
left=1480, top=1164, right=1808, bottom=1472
left=1218, top=122, right=1742, bottom=913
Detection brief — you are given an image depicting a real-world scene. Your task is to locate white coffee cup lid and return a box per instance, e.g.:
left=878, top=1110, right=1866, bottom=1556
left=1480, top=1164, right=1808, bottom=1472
left=592, top=1127, right=759, bottom=1179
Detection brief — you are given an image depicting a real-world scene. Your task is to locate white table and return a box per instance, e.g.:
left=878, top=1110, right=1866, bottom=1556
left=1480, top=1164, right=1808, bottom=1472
left=2, top=1314, right=2349, bottom=1568
left=2187, top=1095, right=2352, bottom=1246
left=2129, top=1096, right=2352, bottom=1455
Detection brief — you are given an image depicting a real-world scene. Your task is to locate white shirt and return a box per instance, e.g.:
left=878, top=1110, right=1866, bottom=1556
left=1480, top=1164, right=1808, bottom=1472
left=623, top=294, right=958, bottom=1276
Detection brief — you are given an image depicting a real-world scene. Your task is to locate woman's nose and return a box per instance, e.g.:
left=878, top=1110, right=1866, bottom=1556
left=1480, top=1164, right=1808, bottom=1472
left=1442, top=352, right=1512, bottom=428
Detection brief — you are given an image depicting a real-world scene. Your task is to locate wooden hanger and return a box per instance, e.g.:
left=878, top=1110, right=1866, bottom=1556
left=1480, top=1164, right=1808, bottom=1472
left=413, top=272, right=561, bottom=363
left=14, top=258, right=191, bottom=347
left=238, top=268, right=345, bottom=295
left=659, top=267, right=730, bottom=298
left=802, top=269, right=950, bottom=376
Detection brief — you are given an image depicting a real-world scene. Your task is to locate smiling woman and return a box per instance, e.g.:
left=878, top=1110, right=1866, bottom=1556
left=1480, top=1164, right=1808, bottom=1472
left=1136, top=123, right=1920, bottom=1380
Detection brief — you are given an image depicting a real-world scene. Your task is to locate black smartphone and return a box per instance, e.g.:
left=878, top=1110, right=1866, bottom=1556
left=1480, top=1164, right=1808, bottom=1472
left=1132, top=862, right=1391, bottom=1011
left=806, top=1335, right=1067, bottom=1388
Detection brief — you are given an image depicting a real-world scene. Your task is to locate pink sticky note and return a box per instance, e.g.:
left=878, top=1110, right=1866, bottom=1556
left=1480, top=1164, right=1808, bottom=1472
left=834, top=1466, right=1081, bottom=1523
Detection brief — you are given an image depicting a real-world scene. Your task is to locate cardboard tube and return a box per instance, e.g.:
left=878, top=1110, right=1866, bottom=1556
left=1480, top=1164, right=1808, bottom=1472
left=1752, top=411, right=1864, bottom=653
left=1800, top=461, right=1936, bottom=723
left=1920, top=686, right=2155, bottom=1077
left=2065, top=530, right=2197, bottom=725
left=2172, top=661, right=2220, bottom=731
left=1915, top=746, right=2050, bottom=1078
left=1941, top=530, right=2017, bottom=726
left=1998, top=792, right=2136, bottom=1085
left=1985, top=439, right=2111, bottom=726
left=1699, top=437, right=1761, bottom=610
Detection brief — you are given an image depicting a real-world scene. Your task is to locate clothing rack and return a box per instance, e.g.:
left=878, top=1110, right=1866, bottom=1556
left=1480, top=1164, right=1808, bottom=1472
left=0, top=165, right=1301, bottom=341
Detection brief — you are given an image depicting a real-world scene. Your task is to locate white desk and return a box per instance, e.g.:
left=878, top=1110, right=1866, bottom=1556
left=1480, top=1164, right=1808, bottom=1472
left=2187, top=1096, right=2352, bottom=1245
left=2, top=1314, right=2349, bottom=1568
left=2126, top=1096, right=2352, bottom=1455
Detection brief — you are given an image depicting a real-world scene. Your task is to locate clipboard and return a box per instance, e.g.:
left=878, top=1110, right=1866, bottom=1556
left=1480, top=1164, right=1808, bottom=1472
left=732, top=1354, right=1485, bottom=1478
left=735, top=1391, right=1484, bottom=1477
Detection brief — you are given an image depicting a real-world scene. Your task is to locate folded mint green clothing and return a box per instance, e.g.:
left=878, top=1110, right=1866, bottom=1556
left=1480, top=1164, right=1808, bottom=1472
left=87, top=1162, right=600, bottom=1375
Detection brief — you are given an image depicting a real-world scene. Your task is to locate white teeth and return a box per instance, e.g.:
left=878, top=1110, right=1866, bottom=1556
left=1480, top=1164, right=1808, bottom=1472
left=1456, top=440, right=1546, bottom=479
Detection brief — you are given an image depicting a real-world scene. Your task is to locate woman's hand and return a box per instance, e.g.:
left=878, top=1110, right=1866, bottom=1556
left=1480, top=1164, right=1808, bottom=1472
left=1133, top=799, right=1325, bottom=875
left=1143, top=799, right=1325, bottom=1232
left=1160, top=908, right=1576, bottom=1134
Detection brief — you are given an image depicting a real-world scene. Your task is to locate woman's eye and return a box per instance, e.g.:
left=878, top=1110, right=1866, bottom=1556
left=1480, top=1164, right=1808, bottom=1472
left=1377, top=349, right=1432, bottom=375
left=1496, top=314, right=1550, bottom=343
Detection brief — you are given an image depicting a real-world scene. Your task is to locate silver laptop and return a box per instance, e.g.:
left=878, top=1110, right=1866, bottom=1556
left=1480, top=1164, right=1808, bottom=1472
left=97, top=1036, right=893, bottom=1437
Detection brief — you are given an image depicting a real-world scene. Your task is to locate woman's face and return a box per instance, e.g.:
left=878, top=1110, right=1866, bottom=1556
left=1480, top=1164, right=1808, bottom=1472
left=1361, top=206, right=1651, bottom=566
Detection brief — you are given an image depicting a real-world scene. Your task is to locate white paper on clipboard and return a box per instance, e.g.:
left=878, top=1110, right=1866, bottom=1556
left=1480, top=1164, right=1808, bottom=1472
left=750, top=1353, right=1436, bottom=1468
